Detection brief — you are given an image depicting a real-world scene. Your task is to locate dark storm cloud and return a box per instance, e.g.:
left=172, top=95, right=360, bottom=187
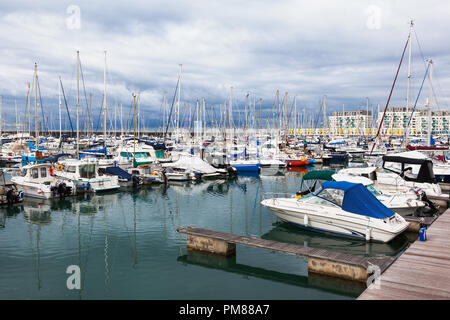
left=1, top=0, right=450, bottom=129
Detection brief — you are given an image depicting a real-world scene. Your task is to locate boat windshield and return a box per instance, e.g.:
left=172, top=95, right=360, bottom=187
left=366, top=184, right=382, bottom=196
left=120, top=152, right=149, bottom=158
left=79, top=164, right=96, bottom=179
left=315, top=188, right=345, bottom=206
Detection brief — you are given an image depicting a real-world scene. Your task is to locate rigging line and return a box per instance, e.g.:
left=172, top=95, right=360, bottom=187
left=37, top=79, right=49, bottom=134
left=59, top=78, right=75, bottom=136
left=164, top=75, right=180, bottom=140
left=370, top=34, right=410, bottom=156
left=78, top=60, right=91, bottom=132
left=401, top=62, right=430, bottom=145
left=413, top=28, right=442, bottom=109
left=23, top=84, right=31, bottom=135
left=94, top=93, right=104, bottom=132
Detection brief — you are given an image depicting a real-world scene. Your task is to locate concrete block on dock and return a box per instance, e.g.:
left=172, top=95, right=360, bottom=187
left=407, top=221, right=421, bottom=233
left=187, top=234, right=236, bottom=256
left=308, top=258, right=368, bottom=282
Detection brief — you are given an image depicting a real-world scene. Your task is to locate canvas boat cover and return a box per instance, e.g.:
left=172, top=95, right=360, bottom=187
left=163, top=155, right=217, bottom=174
left=302, top=170, right=335, bottom=181
left=320, top=181, right=394, bottom=219
left=105, top=166, right=132, bottom=180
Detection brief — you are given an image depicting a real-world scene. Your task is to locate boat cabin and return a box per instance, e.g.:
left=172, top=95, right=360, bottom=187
left=381, top=155, right=436, bottom=184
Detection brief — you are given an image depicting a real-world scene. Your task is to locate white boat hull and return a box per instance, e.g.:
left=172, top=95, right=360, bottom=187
left=261, top=198, right=409, bottom=243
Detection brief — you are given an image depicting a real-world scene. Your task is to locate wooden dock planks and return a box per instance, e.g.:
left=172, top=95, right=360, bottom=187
left=177, top=226, right=395, bottom=282
left=358, top=209, right=450, bottom=300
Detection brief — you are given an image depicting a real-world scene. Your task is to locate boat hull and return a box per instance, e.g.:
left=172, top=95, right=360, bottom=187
left=261, top=198, right=408, bottom=243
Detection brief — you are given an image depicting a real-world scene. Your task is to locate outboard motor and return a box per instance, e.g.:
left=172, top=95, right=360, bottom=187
left=411, top=187, right=438, bottom=216
left=52, top=181, right=73, bottom=199
left=131, top=175, right=141, bottom=187
left=6, top=188, right=18, bottom=205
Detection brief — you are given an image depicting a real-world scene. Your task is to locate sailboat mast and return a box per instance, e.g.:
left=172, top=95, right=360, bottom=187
left=137, top=93, right=140, bottom=139
left=58, top=75, right=62, bottom=141
left=103, top=50, right=107, bottom=141
left=406, top=21, right=413, bottom=111
left=176, top=64, right=182, bottom=139
left=427, top=60, right=433, bottom=146
left=76, top=51, right=80, bottom=158
left=133, top=93, right=136, bottom=157
left=405, top=21, right=413, bottom=145
left=0, top=95, right=2, bottom=140
left=34, top=63, right=39, bottom=148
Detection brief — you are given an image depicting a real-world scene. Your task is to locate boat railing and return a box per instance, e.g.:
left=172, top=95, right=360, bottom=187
left=262, top=192, right=296, bottom=203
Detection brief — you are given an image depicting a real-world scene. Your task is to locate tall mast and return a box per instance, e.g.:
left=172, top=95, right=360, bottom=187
left=294, top=96, right=297, bottom=134
left=366, top=97, right=369, bottom=136
left=276, top=90, right=279, bottom=130
left=76, top=51, right=80, bottom=158
left=34, top=63, right=39, bottom=148
left=284, top=92, right=288, bottom=142
left=103, top=50, right=107, bottom=141
left=58, top=75, right=62, bottom=141
left=176, top=64, right=182, bottom=139
left=137, top=93, right=140, bottom=138
left=323, top=95, right=327, bottom=130
left=406, top=21, right=413, bottom=110
left=0, top=95, right=2, bottom=140
left=229, top=86, right=233, bottom=131
left=427, top=60, right=433, bottom=146
left=120, top=103, right=123, bottom=137
left=405, top=21, right=413, bottom=145
left=133, top=93, right=136, bottom=157
left=259, top=98, right=262, bottom=130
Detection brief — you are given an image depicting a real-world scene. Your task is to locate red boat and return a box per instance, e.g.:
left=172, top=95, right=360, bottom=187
left=287, top=166, right=309, bottom=173
left=285, top=159, right=309, bottom=166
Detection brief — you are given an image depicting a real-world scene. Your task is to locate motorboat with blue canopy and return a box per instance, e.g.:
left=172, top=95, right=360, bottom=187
left=261, top=181, right=409, bottom=243
left=318, top=181, right=395, bottom=219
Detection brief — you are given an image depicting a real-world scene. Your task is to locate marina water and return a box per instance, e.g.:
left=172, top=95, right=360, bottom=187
left=0, top=166, right=415, bottom=299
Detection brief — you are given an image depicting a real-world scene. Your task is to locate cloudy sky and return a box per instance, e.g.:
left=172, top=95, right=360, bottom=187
left=1, top=0, right=450, bottom=130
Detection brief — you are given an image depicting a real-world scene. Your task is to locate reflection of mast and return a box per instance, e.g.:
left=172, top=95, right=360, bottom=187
left=229, top=185, right=233, bottom=233
left=77, top=210, right=82, bottom=299
left=35, top=224, right=41, bottom=290
left=104, top=207, right=110, bottom=289
left=133, top=195, right=137, bottom=267
left=27, top=220, right=42, bottom=290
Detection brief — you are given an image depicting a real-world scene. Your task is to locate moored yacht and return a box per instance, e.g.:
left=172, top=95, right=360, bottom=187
left=54, top=158, right=120, bottom=193
left=261, top=181, right=409, bottom=243
left=11, top=163, right=75, bottom=199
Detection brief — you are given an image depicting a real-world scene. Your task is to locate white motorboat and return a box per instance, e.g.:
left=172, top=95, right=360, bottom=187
left=338, top=152, right=444, bottom=202
left=54, top=158, right=120, bottom=193
left=261, top=181, right=409, bottom=243
left=11, top=163, right=75, bottom=199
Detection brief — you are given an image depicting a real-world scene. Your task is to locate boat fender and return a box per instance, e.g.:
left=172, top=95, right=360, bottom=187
left=304, top=214, right=308, bottom=227
left=50, top=166, right=54, bottom=176
left=365, top=227, right=372, bottom=242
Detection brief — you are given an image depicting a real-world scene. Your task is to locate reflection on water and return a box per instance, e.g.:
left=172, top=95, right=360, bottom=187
left=178, top=250, right=365, bottom=299
left=262, top=223, right=416, bottom=258
left=0, top=168, right=414, bottom=299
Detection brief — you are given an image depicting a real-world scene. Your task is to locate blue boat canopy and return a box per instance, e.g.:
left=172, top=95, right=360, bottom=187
left=105, top=166, right=132, bottom=180
left=319, top=181, right=395, bottom=219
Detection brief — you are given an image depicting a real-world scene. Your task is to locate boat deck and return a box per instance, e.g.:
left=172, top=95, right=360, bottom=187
left=358, top=208, right=450, bottom=299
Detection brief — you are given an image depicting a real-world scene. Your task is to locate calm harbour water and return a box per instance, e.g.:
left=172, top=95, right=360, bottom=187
left=0, top=166, right=415, bottom=299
